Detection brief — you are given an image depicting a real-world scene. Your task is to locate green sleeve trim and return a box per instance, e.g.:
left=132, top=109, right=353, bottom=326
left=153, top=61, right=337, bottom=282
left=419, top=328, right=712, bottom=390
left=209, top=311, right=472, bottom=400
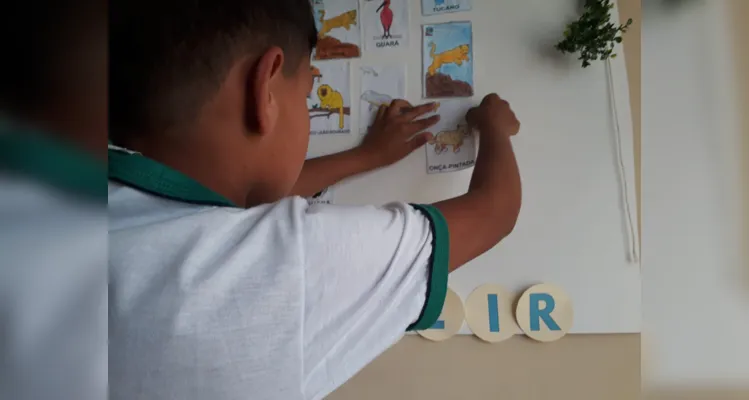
left=406, top=204, right=450, bottom=332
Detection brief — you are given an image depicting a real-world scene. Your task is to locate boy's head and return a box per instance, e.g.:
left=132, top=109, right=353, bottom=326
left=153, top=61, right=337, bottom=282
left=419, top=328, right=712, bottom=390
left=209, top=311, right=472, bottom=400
left=110, top=0, right=318, bottom=203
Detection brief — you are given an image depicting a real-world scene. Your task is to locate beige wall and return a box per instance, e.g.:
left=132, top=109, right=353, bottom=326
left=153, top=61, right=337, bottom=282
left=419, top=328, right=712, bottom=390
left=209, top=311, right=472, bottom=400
left=329, top=334, right=640, bottom=400
left=330, top=0, right=749, bottom=398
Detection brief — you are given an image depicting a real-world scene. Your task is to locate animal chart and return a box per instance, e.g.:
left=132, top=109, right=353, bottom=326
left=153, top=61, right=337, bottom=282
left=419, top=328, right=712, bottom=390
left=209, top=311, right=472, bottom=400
left=312, top=0, right=361, bottom=60
left=358, top=65, right=406, bottom=134
left=425, top=100, right=476, bottom=174
left=308, top=62, right=351, bottom=135
left=362, top=0, right=409, bottom=51
left=421, top=0, right=472, bottom=16
left=422, top=22, right=474, bottom=98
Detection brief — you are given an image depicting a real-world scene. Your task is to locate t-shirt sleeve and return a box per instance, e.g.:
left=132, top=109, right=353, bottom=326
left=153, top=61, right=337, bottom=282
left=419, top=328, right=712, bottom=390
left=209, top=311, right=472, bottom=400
left=301, top=201, right=449, bottom=399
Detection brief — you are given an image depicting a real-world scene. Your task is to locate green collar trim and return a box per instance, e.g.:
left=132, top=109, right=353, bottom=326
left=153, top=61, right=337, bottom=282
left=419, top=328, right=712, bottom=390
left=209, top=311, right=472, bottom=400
left=108, top=146, right=236, bottom=207
left=0, top=120, right=106, bottom=201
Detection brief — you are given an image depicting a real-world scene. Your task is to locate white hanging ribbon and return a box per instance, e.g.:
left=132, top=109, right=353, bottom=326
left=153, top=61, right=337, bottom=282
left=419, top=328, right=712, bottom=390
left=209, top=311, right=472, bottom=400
left=605, top=58, right=640, bottom=264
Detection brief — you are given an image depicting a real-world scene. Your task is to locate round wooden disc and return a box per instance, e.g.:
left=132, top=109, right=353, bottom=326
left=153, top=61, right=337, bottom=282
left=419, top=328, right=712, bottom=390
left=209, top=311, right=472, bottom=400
left=515, top=283, right=573, bottom=342
left=464, top=284, right=520, bottom=343
left=417, top=288, right=464, bottom=341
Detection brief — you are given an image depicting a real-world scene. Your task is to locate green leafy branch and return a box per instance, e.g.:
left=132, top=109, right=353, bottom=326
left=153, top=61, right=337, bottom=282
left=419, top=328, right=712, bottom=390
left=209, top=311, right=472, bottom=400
left=555, top=0, right=633, bottom=68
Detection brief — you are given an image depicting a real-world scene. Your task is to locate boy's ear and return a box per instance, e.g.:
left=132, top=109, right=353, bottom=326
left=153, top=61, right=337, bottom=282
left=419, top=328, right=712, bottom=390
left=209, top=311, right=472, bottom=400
left=246, top=47, right=285, bottom=136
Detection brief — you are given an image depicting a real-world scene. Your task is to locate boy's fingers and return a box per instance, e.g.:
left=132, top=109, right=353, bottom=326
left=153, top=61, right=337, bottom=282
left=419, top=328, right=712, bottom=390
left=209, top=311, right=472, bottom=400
left=466, top=106, right=478, bottom=122
left=408, top=114, right=440, bottom=134
left=388, top=99, right=412, bottom=116
left=376, top=104, right=388, bottom=120
left=399, top=102, right=438, bottom=121
left=409, top=132, right=431, bottom=150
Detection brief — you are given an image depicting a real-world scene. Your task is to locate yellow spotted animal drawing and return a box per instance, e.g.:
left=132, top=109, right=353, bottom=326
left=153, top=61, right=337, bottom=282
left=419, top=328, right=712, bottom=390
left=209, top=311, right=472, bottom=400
left=427, top=42, right=470, bottom=76
left=317, top=84, right=345, bottom=129
left=428, top=123, right=471, bottom=154
left=318, top=9, right=358, bottom=38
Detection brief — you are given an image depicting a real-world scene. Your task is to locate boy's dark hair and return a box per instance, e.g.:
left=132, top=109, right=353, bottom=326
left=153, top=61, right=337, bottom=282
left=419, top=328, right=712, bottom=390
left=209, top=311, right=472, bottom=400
left=109, top=0, right=318, bottom=144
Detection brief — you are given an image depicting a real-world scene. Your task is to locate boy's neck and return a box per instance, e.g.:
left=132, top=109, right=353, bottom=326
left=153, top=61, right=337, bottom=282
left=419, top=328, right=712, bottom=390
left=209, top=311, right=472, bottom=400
left=125, top=135, right=253, bottom=207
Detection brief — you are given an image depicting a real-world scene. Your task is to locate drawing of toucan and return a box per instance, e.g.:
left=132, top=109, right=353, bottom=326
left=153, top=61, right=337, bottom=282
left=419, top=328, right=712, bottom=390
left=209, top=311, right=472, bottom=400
left=377, top=0, right=393, bottom=39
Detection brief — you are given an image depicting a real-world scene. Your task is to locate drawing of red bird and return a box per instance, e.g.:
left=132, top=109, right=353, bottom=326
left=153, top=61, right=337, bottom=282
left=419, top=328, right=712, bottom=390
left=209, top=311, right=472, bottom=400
left=377, top=0, right=393, bottom=39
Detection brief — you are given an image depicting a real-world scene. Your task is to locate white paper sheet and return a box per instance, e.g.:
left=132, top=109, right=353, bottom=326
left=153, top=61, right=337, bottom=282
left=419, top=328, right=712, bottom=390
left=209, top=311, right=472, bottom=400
left=424, top=100, right=476, bottom=174
left=421, top=0, right=472, bottom=16
left=312, top=0, right=361, bottom=60
left=358, top=65, right=406, bottom=134
left=307, top=186, right=335, bottom=205
left=361, top=0, right=410, bottom=51
left=422, top=22, right=474, bottom=98
left=308, top=61, right=351, bottom=135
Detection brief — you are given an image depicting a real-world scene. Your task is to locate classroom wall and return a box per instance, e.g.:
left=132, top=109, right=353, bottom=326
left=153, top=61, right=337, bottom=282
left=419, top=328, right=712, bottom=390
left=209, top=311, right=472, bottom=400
left=328, top=0, right=749, bottom=398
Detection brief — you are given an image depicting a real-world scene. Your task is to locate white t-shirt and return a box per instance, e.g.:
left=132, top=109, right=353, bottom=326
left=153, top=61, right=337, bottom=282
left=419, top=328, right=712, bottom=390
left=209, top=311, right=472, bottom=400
left=107, top=147, right=449, bottom=400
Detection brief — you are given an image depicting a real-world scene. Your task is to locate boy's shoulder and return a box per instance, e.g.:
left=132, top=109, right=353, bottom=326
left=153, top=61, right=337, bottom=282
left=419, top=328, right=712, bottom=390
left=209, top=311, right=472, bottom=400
left=108, top=181, right=309, bottom=232
left=108, top=182, right=314, bottom=298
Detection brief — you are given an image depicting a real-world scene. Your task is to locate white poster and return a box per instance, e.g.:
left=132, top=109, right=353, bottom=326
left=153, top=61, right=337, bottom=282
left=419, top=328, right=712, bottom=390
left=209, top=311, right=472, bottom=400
left=425, top=100, right=476, bottom=174
left=308, top=61, right=351, bottom=135
left=421, top=0, right=472, bottom=16
left=361, top=0, right=409, bottom=51
left=358, top=65, right=406, bottom=134
left=312, top=0, right=361, bottom=60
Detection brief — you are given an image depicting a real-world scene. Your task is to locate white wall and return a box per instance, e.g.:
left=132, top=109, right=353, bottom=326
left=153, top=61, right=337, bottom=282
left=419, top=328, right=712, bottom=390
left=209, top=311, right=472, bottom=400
left=642, top=0, right=749, bottom=387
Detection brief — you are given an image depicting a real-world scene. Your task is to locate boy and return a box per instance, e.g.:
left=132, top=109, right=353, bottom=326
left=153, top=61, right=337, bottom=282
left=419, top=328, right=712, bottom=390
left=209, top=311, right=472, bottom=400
left=108, top=0, right=521, bottom=399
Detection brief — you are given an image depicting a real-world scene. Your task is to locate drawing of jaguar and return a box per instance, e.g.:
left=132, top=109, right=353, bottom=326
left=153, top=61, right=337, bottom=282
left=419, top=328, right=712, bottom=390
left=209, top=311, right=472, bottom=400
left=428, top=122, right=471, bottom=154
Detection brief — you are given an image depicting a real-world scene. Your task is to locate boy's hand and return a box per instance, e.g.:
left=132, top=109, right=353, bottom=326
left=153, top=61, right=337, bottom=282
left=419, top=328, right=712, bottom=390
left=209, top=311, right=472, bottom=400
left=292, top=100, right=438, bottom=197
left=358, top=100, right=440, bottom=167
left=466, top=94, right=520, bottom=139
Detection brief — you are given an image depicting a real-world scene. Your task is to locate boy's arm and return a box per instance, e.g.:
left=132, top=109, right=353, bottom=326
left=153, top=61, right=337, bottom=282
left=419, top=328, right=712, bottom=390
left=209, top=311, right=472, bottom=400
left=289, top=148, right=376, bottom=198
left=290, top=101, right=440, bottom=198
left=302, top=200, right=447, bottom=399
left=300, top=94, right=520, bottom=398
left=432, top=94, right=522, bottom=271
